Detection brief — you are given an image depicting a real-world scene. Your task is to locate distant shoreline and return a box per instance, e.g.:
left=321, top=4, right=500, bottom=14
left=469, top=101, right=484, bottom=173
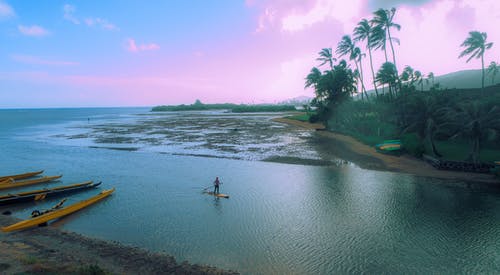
left=272, top=117, right=499, bottom=187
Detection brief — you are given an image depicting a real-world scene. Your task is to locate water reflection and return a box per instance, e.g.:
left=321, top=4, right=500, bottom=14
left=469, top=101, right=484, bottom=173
left=1, top=108, right=499, bottom=274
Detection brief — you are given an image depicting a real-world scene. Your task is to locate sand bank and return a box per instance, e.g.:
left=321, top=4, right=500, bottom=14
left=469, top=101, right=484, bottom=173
left=272, top=118, right=499, bottom=186
left=0, top=214, right=237, bottom=274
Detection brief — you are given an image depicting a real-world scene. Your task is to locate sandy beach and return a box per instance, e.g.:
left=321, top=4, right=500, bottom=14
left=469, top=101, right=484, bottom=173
left=273, top=117, right=499, bottom=187
left=0, top=213, right=236, bottom=274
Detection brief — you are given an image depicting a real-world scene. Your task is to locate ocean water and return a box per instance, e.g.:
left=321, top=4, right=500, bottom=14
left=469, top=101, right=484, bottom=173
left=1, top=108, right=499, bottom=274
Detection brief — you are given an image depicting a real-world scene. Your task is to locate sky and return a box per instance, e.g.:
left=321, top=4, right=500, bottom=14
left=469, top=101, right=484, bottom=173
left=0, top=0, right=499, bottom=108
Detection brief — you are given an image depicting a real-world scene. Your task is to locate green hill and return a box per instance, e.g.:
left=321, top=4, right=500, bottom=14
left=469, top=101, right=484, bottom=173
left=432, top=69, right=500, bottom=89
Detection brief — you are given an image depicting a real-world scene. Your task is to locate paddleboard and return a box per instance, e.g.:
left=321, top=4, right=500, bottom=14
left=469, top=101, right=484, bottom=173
left=204, top=191, right=229, bottom=199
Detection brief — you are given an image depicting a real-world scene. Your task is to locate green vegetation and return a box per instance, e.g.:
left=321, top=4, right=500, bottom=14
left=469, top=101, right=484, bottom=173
left=231, top=105, right=296, bottom=113
left=152, top=100, right=296, bottom=113
left=285, top=113, right=311, bottom=122
left=78, top=264, right=111, bottom=275
left=304, top=7, right=500, bottom=169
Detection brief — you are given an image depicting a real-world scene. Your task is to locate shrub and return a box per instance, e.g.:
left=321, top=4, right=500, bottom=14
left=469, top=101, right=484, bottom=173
left=401, top=133, right=425, bottom=157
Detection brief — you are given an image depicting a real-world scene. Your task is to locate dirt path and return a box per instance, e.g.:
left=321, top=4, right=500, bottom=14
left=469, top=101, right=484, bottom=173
left=273, top=118, right=499, bottom=186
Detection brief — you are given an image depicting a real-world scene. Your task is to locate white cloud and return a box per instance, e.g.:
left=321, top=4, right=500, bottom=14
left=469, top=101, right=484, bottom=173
left=84, top=17, right=119, bottom=31
left=255, top=7, right=276, bottom=33
left=63, top=4, right=79, bottom=24
left=281, top=0, right=362, bottom=32
left=18, top=25, right=50, bottom=37
left=0, top=0, right=15, bottom=19
left=11, top=54, right=79, bottom=66
left=62, top=4, right=118, bottom=31
left=126, top=38, right=160, bottom=53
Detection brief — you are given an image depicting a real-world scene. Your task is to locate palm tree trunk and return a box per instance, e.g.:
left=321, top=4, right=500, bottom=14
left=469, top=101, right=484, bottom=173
left=387, top=28, right=397, bottom=69
left=387, top=28, right=401, bottom=93
left=468, top=136, right=480, bottom=163
left=353, top=60, right=365, bottom=101
left=368, top=47, right=379, bottom=98
left=359, top=57, right=370, bottom=101
left=481, top=54, right=485, bottom=91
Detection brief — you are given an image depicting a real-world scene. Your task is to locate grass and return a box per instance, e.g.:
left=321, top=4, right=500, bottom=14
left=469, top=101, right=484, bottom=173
left=434, top=140, right=500, bottom=163
left=78, top=264, right=111, bottom=275
left=19, top=255, right=39, bottom=265
left=284, top=113, right=311, bottom=122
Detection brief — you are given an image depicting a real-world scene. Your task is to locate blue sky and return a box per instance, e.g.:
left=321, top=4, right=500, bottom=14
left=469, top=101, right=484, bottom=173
left=1, top=0, right=499, bottom=108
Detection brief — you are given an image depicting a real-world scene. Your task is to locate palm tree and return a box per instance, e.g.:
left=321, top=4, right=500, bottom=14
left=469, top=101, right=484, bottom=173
left=459, top=31, right=494, bottom=91
left=443, top=102, right=500, bottom=163
left=487, top=61, right=499, bottom=85
left=376, top=62, right=398, bottom=98
left=316, top=48, right=336, bottom=71
left=415, top=70, right=423, bottom=91
left=370, top=25, right=388, bottom=62
left=400, top=65, right=415, bottom=87
left=401, top=94, right=446, bottom=157
left=353, top=19, right=379, bottom=97
left=336, top=35, right=368, bottom=100
left=427, top=72, right=435, bottom=88
left=305, top=67, right=322, bottom=90
left=372, top=8, right=401, bottom=69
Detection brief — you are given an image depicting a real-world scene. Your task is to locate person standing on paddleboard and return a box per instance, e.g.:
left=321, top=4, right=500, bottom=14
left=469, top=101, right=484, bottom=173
left=213, top=177, right=221, bottom=194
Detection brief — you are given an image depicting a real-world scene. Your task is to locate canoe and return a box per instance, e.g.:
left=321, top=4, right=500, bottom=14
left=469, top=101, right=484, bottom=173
left=1, top=188, right=115, bottom=232
left=204, top=191, right=229, bottom=199
left=0, top=170, right=44, bottom=181
left=0, top=181, right=101, bottom=205
left=0, top=175, right=62, bottom=190
left=378, top=144, right=401, bottom=150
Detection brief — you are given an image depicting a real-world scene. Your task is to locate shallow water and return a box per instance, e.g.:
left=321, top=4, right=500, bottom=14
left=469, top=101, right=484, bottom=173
left=1, top=108, right=499, bottom=274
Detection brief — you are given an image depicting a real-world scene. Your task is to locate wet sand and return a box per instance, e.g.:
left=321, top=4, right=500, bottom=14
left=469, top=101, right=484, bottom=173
left=0, top=213, right=237, bottom=274
left=273, top=118, right=499, bottom=186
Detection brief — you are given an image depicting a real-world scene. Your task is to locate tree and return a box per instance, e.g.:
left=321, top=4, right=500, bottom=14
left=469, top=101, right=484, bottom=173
left=400, top=94, right=446, bottom=157
left=316, top=48, right=337, bottom=71
left=487, top=61, right=499, bottom=85
left=376, top=62, right=398, bottom=98
left=353, top=19, right=379, bottom=98
left=459, top=31, right=494, bottom=91
left=414, top=70, right=423, bottom=91
left=443, top=101, right=500, bottom=163
left=305, top=67, right=322, bottom=90
left=400, top=65, right=416, bottom=88
left=427, top=72, right=435, bottom=88
left=370, top=25, right=388, bottom=62
left=372, top=8, right=401, bottom=69
left=336, top=35, right=368, bottom=100
left=306, top=60, right=357, bottom=126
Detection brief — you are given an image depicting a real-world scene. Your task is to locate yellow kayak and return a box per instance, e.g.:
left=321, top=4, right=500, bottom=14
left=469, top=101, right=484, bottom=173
left=1, top=188, right=115, bottom=232
left=0, top=170, right=44, bottom=181
left=0, top=175, right=62, bottom=190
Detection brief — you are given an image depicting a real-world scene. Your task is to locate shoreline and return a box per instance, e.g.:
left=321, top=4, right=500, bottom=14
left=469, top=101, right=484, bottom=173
left=272, top=117, right=499, bottom=186
left=0, top=214, right=237, bottom=274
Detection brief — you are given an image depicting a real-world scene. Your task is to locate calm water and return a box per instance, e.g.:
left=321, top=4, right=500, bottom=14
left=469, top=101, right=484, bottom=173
left=1, top=108, right=499, bottom=274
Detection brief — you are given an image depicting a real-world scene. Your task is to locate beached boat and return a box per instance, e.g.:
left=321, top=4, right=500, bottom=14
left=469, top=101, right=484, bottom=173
left=375, top=140, right=403, bottom=155
left=0, top=175, right=62, bottom=190
left=0, top=181, right=101, bottom=205
left=1, top=188, right=115, bottom=232
left=204, top=191, right=229, bottom=198
left=0, top=170, right=44, bottom=182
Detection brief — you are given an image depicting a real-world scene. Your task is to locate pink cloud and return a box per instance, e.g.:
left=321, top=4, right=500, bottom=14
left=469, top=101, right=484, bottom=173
left=84, top=17, right=118, bottom=31
left=18, top=25, right=50, bottom=37
left=0, top=0, right=14, bottom=19
left=126, top=38, right=160, bottom=53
